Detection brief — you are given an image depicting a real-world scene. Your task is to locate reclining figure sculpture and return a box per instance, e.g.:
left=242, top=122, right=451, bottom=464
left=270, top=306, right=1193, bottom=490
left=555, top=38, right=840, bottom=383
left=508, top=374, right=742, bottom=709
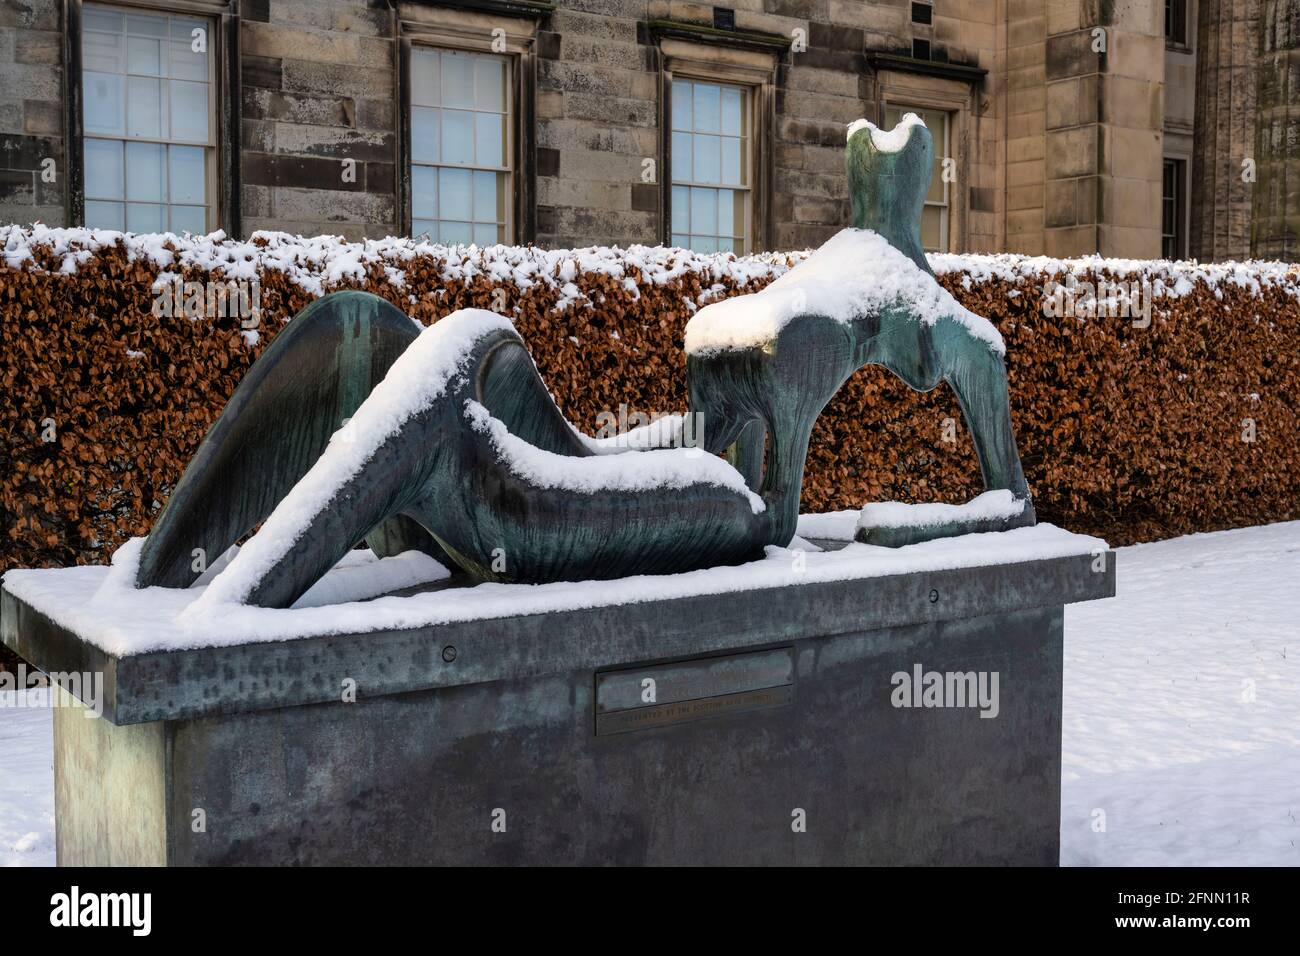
left=135, top=114, right=1035, bottom=610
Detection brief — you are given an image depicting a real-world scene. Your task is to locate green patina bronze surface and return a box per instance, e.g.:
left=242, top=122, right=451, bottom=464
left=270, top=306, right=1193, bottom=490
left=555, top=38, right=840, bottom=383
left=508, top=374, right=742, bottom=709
left=136, top=116, right=1034, bottom=607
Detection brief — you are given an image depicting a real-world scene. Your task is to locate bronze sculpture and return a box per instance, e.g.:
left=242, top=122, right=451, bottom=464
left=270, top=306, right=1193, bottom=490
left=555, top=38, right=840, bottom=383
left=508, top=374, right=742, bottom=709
left=135, top=114, right=1034, bottom=609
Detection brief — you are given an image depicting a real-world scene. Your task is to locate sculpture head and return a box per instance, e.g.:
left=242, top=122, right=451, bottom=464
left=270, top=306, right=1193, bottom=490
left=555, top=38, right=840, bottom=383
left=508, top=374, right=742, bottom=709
left=846, top=113, right=934, bottom=274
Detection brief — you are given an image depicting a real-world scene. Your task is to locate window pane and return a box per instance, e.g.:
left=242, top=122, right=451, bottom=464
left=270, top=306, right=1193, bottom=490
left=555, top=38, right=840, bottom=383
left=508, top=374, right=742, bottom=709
left=441, top=110, right=474, bottom=164
left=472, top=222, right=497, bottom=246
left=671, top=233, right=687, bottom=248
left=474, top=112, right=504, bottom=167
left=84, top=138, right=124, bottom=199
left=169, top=38, right=206, bottom=81
left=927, top=175, right=945, bottom=204
left=83, top=8, right=123, bottom=34
left=126, top=202, right=165, bottom=233
left=169, top=204, right=205, bottom=234
left=126, top=76, right=162, bottom=138
left=169, top=80, right=208, bottom=142
left=726, top=189, right=745, bottom=238
left=921, top=204, right=942, bottom=251
left=721, top=137, right=742, bottom=185
left=84, top=72, right=125, bottom=136
left=411, top=49, right=439, bottom=107
left=412, top=165, right=436, bottom=219
left=717, top=189, right=733, bottom=237
left=126, top=13, right=168, bottom=39
left=171, top=17, right=207, bottom=49
left=693, top=82, right=720, bottom=132
left=924, top=109, right=948, bottom=202
left=125, top=142, right=163, bottom=201
left=168, top=146, right=205, bottom=204
left=672, top=131, right=692, bottom=181
left=672, top=79, right=691, bottom=131
left=475, top=57, right=505, bottom=112
left=439, top=220, right=472, bottom=245
left=412, top=219, right=436, bottom=239
left=85, top=200, right=124, bottom=230
left=672, top=185, right=689, bottom=232
left=693, top=135, right=720, bottom=184
left=920, top=107, right=946, bottom=136
left=126, top=35, right=162, bottom=77
left=692, top=235, right=717, bottom=253
left=691, top=187, right=717, bottom=236
left=495, top=174, right=507, bottom=224
left=440, top=166, right=472, bottom=221
left=472, top=170, right=497, bottom=223
left=442, top=53, right=475, bottom=109
left=127, top=36, right=162, bottom=75
left=411, top=107, right=440, bottom=163
left=721, top=87, right=743, bottom=136
left=83, top=28, right=123, bottom=73
left=717, top=237, right=734, bottom=253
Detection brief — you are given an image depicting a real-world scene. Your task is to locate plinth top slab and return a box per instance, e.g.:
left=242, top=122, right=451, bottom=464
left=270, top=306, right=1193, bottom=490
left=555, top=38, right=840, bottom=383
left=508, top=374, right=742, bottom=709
left=3, top=524, right=1114, bottom=725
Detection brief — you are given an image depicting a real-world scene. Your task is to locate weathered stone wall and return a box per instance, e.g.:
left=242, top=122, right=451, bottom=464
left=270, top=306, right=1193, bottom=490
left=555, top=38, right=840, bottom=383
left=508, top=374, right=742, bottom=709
left=1041, top=0, right=1165, bottom=258
left=1006, top=0, right=1047, bottom=252
left=238, top=0, right=399, bottom=239
left=1, top=1, right=1269, bottom=261
left=533, top=0, right=1005, bottom=252
left=0, top=0, right=1010, bottom=251
left=0, top=0, right=65, bottom=228
left=1252, top=0, right=1300, bottom=258
left=1191, top=0, right=1258, bottom=261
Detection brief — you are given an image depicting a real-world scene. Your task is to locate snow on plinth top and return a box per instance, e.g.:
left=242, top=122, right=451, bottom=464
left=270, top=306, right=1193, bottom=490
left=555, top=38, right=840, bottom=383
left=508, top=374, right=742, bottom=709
left=846, top=112, right=924, bottom=151
left=1, top=523, right=1106, bottom=656
left=683, top=228, right=1005, bottom=356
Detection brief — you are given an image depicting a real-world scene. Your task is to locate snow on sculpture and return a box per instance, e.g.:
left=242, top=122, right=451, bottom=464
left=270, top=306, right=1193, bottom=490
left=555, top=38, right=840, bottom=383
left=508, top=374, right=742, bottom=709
left=135, top=114, right=1035, bottom=609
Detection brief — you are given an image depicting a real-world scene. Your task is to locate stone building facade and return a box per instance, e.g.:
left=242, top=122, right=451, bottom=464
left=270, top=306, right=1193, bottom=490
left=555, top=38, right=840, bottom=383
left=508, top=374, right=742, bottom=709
left=0, top=0, right=1294, bottom=260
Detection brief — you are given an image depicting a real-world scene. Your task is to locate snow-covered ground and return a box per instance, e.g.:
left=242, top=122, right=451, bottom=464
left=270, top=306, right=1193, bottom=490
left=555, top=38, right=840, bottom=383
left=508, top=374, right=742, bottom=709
left=1061, top=520, right=1300, bottom=865
left=1, top=520, right=1297, bottom=866
left=0, top=689, right=55, bottom=867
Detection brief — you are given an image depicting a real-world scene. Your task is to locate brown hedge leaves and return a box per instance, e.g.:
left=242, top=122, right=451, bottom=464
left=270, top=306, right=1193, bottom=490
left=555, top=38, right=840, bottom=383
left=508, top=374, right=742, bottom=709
left=2, top=240, right=1297, bottom=592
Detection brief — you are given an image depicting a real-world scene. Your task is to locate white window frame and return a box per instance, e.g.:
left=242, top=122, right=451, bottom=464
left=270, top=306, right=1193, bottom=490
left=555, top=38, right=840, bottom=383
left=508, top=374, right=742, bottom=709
left=80, top=1, right=219, bottom=234
left=668, top=76, right=753, bottom=255
left=408, top=44, right=514, bottom=246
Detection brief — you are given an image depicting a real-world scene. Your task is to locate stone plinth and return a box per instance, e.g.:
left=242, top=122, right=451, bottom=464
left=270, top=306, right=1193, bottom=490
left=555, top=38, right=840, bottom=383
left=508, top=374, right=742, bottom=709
left=2, top=547, right=1114, bottom=866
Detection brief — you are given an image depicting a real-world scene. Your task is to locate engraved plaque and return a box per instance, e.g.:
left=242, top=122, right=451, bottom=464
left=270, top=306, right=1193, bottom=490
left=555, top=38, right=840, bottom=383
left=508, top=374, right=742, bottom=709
left=595, top=647, right=795, bottom=735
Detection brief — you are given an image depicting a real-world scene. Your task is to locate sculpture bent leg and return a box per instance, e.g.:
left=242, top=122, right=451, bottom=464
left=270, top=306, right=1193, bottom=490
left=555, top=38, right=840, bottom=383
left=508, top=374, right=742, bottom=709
left=857, top=316, right=1036, bottom=547
left=136, top=291, right=426, bottom=589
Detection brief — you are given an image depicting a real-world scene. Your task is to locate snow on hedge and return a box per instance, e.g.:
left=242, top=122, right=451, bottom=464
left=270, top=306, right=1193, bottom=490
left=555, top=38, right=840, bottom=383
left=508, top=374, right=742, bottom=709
left=0, top=224, right=797, bottom=311
left=928, top=250, right=1300, bottom=298
left=5, top=224, right=1300, bottom=322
